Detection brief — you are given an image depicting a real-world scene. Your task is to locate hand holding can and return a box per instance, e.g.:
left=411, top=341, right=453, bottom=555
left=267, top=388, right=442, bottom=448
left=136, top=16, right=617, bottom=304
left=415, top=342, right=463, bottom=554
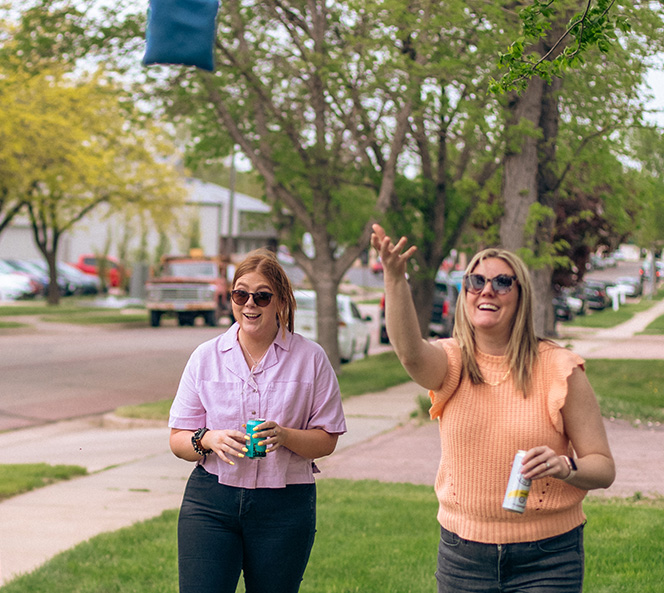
left=246, top=419, right=267, bottom=459
left=503, top=450, right=531, bottom=513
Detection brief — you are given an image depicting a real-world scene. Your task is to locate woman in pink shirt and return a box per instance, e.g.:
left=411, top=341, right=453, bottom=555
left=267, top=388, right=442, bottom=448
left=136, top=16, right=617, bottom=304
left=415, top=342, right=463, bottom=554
left=169, top=248, right=346, bottom=593
left=372, top=224, right=615, bottom=593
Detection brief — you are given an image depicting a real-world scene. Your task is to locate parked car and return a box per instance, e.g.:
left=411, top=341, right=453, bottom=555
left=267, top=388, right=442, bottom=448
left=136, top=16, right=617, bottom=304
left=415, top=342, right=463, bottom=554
left=371, top=258, right=383, bottom=274
left=553, top=295, right=574, bottom=322
left=294, top=290, right=371, bottom=363
left=429, top=277, right=459, bottom=338
left=560, top=287, right=587, bottom=316
left=72, top=254, right=126, bottom=288
left=0, top=267, right=40, bottom=300
left=0, top=260, right=41, bottom=299
left=57, top=262, right=102, bottom=295
left=379, top=277, right=459, bottom=343
left=613, top=276, right=643, bottom=298
left=1, top=258, right=50, bottom=295
left=639, top=261, right=663, bottom=281
left=26, top=259, right=79, bottom=296
left=573, top=280, right=611, bottom=310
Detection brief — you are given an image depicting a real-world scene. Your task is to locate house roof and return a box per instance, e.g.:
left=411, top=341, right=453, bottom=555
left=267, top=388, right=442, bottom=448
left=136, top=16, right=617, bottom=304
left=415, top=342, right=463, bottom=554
left=184, top=178, right=270, bottom=213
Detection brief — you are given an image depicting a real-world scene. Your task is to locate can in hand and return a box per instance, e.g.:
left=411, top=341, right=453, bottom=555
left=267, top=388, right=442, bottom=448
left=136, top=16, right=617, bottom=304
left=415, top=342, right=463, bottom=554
left=246, top=418, right=267, bottom=459
left=502, top=450, right=531, bottom=513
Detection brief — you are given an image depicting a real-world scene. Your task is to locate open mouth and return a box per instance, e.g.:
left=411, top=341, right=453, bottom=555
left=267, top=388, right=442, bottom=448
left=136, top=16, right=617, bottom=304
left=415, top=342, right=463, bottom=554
left=478, top=304, right=499, bottom=312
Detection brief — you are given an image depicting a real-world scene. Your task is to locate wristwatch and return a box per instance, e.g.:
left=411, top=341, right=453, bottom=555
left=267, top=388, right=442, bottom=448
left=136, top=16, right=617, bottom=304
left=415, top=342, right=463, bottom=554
left=561, top=455, right=578, bottom=482
left=192, top=427, right=213, bottom=456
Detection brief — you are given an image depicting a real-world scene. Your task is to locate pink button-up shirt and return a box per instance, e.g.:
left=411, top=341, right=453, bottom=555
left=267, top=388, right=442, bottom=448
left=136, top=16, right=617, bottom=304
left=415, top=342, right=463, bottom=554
left=169, top=323, right=346, bottom=489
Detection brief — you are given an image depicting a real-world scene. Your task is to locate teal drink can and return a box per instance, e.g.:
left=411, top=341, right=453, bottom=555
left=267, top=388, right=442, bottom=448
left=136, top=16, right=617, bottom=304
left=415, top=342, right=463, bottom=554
left=246, top=418, right=267, bottom=458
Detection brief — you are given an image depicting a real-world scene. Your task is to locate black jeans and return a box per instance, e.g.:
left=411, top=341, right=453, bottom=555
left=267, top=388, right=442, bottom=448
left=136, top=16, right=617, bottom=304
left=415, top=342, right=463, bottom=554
left=178, top=465, right=317, bottom=593
left=436, top=524, right=585, bottom=593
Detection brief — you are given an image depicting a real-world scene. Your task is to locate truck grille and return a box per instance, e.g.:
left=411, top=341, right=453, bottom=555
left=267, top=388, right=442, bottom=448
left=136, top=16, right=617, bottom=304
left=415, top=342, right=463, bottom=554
left=148, top=285, right=214, bottom=301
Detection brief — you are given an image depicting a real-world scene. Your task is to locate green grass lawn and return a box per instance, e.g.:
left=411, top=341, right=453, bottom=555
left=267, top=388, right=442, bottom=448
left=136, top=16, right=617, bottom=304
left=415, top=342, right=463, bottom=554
left=586, top=359, right=664, bottom=424
left=567, top=299, right=655, bottom=329
left=1, top=480, right=662, bottom=593
left=0, top=464, right=87, bottom=501
left=0, top=301, right=147, bottom=326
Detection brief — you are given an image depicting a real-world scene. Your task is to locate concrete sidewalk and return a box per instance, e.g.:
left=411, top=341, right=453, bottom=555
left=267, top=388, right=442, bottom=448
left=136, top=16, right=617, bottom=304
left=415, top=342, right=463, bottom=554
left=0, top=382, right=424, bottom=586
left=1, top=300, right=663, bottom=585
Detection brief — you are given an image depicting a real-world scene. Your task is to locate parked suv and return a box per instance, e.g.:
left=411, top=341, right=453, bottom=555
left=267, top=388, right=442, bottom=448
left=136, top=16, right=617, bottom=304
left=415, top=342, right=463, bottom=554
left=379, top=277, right=459, bottom=343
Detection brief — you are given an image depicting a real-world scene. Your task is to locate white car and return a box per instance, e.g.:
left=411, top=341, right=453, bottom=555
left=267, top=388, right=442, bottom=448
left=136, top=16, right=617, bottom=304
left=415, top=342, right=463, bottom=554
left=294, top=290, right=371, bottom=363
left=0, top=271, right=36, bottom=301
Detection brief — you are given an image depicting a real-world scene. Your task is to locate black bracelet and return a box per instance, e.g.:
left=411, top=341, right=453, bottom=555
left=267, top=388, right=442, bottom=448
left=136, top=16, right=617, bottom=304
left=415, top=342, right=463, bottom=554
left=192, top=427, right=213, bottom=456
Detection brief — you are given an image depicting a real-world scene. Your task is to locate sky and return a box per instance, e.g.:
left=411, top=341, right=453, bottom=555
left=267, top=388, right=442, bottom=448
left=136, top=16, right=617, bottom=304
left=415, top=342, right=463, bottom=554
left=644, top=67, right=664, bottom=125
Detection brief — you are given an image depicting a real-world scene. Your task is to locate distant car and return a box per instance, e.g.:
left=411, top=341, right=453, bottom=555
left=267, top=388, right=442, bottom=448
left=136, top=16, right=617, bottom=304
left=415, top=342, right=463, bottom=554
left=73, top=254, right=125, bottom=288
left=380, top=277, right=459, bottom=343
left=371, top=258, right=383, bottom=274
left=639, top=261, right=663, bottom=281
left=0, top=269, right=39, bottom=300
left=57, top=262, right=101, bottom=295
left=2, top=259, right=50, bottom=294
left=560, top=288, right=587, bottom=316
left=294, top=290, right=371, bottom=363
left=26, top=259, right=78, bottom=296
left=613, top=276, right=643, bottom=298
left=429, top=278, right=459, bottom=338
left=553, top=295, right=574, bottom=322
left=573, top=280, right=611, bottom=310
left=448, top=270, right=465, bottom=293
left=0, top=260, right=41, bottom=299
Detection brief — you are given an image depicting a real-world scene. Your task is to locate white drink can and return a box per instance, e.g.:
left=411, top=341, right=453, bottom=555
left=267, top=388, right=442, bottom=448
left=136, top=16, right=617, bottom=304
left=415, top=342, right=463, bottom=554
left=502, top=450, right=531, bottom=514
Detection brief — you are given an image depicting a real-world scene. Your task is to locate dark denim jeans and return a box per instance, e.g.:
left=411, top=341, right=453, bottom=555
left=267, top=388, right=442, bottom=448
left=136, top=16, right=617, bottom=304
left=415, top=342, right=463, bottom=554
left=178, top=465, right=316, bottom=593
left=436, top=524, right=585, bottom=593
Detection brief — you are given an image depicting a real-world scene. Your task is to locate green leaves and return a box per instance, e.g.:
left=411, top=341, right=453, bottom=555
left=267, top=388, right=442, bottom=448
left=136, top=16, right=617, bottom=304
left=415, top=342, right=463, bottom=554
left=490, top=0, right=627, bottom=94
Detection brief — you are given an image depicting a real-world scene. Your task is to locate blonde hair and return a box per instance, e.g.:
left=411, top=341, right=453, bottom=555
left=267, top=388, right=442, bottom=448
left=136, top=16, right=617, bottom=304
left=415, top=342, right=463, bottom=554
left=232, top=248, right=296, bottom=335
left=453, top=248, right=539, bottom=394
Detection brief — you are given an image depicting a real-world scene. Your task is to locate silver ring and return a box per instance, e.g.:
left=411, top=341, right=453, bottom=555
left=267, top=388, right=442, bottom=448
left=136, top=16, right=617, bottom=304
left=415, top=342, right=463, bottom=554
left=273, top=429, right=277, bottom=436
left=546, top=461, right=551, bottom=469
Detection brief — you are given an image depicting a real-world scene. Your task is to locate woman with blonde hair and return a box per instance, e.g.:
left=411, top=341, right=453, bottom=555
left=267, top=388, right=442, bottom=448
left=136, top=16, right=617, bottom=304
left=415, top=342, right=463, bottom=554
left=371, top=224, right=615, bottom=593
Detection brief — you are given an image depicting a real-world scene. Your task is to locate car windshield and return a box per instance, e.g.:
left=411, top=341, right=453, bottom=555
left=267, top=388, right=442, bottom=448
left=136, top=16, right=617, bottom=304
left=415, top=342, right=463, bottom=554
left=166, top=262, right=217, bottom=277
left=297, top=299, right=316, bottom=311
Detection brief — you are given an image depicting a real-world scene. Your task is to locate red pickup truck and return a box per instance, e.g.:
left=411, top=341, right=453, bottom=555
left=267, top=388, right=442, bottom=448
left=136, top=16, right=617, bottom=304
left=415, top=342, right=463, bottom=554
left=145, top=251, right=232, bottom=327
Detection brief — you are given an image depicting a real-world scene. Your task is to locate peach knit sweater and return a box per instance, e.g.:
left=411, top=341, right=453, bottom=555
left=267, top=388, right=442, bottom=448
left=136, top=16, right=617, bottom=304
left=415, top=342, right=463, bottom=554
left=429, top=339, right=587, bottom=544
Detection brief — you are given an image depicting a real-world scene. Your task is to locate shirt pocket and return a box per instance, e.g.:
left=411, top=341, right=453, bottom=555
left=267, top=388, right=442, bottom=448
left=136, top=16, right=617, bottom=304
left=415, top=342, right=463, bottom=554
left=198, top=381, right=244, bottom=429
left=264, top=381, right=313, bottom=428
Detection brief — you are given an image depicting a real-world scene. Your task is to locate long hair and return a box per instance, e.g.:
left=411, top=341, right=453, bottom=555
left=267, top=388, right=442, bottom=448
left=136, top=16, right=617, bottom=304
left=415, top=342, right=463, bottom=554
left=453, top=248, right=539, bottom=394
left=232, top=248, right=296, bottom=335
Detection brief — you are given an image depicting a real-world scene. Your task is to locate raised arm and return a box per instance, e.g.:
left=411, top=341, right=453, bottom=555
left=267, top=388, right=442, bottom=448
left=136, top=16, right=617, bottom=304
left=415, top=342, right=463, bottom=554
left=371, top=223, right=449, bottom=391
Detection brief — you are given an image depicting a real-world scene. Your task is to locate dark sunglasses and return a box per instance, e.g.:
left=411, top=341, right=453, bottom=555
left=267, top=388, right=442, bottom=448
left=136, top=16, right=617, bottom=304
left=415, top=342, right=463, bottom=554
left=231, top=290, right=274, bottom=307
left=464, top=274, right=518, bottom=295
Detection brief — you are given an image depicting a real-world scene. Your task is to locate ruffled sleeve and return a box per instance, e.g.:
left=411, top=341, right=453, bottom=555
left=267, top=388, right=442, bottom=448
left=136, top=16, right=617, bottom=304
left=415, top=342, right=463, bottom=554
left=429, top=339, right=463, bottom=419
left=542, top=343, right=585, bottom=434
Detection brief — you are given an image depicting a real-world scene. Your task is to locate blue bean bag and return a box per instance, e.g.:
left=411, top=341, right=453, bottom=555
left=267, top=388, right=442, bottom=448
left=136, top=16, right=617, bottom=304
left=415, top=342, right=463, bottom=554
left=143, top=0, right=219, bottom=71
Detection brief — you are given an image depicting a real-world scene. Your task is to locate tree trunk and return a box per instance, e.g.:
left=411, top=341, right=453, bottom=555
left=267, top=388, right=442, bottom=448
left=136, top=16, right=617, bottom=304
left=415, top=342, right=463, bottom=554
left=500, top=77, right=545, bottom=251
left=45, top=251, right=61, bottom=306
left=535, top=78, right=564, bottom=336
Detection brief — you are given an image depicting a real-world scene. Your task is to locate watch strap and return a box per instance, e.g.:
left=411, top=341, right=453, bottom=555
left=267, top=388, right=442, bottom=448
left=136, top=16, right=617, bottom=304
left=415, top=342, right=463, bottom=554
left=561, top=455, right=577, bottom=482
left=192, top=427, right=213, bottom=456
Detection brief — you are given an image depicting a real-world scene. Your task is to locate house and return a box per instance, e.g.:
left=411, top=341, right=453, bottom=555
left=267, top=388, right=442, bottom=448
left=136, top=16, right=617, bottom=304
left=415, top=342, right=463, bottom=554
left=0, top=178, right=277, bottom=265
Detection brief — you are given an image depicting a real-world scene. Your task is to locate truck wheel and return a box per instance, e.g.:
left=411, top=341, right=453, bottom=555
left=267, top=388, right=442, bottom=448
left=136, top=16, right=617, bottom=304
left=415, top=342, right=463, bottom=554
left=204, top=311, right=218, bottom=327
left=150, top=311, right=161, bottom=327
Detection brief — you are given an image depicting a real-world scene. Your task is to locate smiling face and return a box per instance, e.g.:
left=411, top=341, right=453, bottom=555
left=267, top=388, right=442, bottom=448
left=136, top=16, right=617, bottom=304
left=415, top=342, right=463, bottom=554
left=465, top=257, right=520, bottom=342
left=232, top=271, right=280, bottom=345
